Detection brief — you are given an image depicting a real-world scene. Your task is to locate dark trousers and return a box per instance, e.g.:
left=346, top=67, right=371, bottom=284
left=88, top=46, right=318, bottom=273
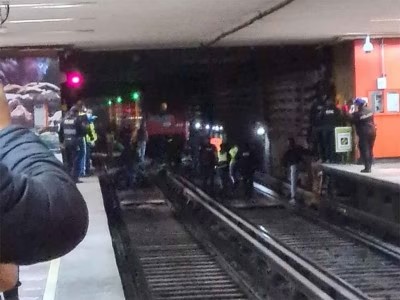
left=77, top=138, right=86, bottom=177
left=65, top=143, right=79, bottom=181
left=201, top=167, right=215, bottom=193
left=359, top=131, right=376, bottom=170
left=320, top=127, right=336, bottom=162
left=243, top=172, right=255, bottom=199
left=217, top=166, right=230, bottom=196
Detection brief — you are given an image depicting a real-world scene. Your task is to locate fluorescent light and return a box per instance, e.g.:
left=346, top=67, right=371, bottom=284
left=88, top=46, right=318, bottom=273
left=10, top=2, right=95, bottom=9
left=371, top=18, right=400, bottom=22
left=9, top=18, right=74, bottom=24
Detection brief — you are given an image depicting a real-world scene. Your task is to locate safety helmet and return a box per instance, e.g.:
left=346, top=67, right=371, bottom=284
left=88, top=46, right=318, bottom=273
left=353, top=98, right=366, bottom=106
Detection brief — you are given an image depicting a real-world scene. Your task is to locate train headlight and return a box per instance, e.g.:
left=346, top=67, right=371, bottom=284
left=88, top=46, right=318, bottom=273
left=256, top=126, right=266, bottom=136
left=194, top=122, right=201, bottom=130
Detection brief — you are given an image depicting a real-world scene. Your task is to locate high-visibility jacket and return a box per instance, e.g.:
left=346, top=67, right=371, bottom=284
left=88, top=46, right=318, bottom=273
left=217, top=151, right=229, bottom=168
left=86, top=122, right=98, bottom=144
left=229, top=146, right=238, bottom=165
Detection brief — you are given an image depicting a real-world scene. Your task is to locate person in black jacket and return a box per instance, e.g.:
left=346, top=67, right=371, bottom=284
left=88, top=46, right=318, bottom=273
left=351, top=98, right=377, bottom=173
left=282, top=138, right=313, bottom=205
left=237, top=143, right=258, bottom=200
left=59, top=107, right=86, bottom=183
left=319, top=98, right=341, bottom=163
left=199, top=137, right=218, bottom=194
left=0, top=84, right=88, bottom=292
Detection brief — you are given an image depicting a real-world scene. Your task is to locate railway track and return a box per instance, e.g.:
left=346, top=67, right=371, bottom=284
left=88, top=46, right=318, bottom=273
left=176, top=173, right=400, bottom=300
left=100, top=176, right=255, bottom=300
left=101, top=169, right=400, bottom=300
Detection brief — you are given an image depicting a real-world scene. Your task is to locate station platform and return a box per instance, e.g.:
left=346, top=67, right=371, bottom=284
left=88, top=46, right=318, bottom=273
left=322, top=162, right=400, bottom=190
left=13, top=178, right=125, bottom=300
left=321, top=162, right=400, bottom=235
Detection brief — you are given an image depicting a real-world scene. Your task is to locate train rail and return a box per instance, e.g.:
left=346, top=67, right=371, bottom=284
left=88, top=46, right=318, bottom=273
left=100, top=174, right=254, bottom=300
left=176, top=173, right=400, bottom=300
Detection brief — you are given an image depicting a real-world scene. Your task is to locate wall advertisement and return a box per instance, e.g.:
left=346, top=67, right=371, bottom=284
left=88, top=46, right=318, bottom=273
left=0, top=57, right=62, bottom=161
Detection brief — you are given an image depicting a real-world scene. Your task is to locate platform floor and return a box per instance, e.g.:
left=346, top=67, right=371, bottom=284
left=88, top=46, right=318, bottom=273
left=322, top=162, right=400, bottom=187
left=8, top=177, right=125, bottom=300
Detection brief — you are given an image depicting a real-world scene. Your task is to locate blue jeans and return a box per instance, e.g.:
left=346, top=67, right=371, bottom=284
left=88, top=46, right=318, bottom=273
left=77, top=138, right=86, bottom=177
left=137, top=141, right=146, bottom=163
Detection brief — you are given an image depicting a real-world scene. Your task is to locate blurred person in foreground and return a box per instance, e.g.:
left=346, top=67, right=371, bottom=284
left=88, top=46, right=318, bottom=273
left=0, top=84, right=88, bottom=295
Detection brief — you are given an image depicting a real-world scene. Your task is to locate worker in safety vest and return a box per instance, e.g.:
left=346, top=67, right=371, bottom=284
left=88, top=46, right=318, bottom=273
left=85, top=109, right=98, bottom=176
left=229, top=144, right=239, bottom=187
left=217, top=143, right=231, bottom=198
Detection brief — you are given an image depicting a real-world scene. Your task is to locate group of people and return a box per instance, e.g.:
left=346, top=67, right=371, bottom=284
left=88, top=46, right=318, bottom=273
left=284, top=96, right=377, bottom=205
left=59, top=102, right=98, bottom=183
left=198, top=138, right=258, bottom=200
left=309, top=94, right=376, bottom=172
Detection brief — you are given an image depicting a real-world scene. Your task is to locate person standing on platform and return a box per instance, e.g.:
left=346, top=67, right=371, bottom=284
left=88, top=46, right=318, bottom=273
left=59, top=107, right=86, bottom=183
left=309, top=97, right=324, bottom=158
left=76, top=106, right=89, bottom=177
left=351, top=98, right=377, bottom=173
left=85, top=109, right=97, bottom=176
left=319, top=97, right=341, bottom=163
left=199, top=137, right=218, bottom=194
left=0, top=83, right=88, bottom=293
left=237, top=143, right=257, bottom=200
left=136, top=119, right=148, bottom=164
left=216, top=143, right=231, bottom=198
left=282, top=138, right=312, bottom=205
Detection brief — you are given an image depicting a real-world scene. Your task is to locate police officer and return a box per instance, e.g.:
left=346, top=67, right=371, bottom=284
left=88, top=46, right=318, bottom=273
left=309, top=97, right=324, bottom=158
left=199, top=137, right=218, bottom=193
left=217, top=143, right=231, bottom=197
left=59, top=107, right=86, bottom=182
left=319, top=97, right=341, bottom=162
left=351, top=98, right=376, bottom=173
left=237, top=143, right=257, bottom=200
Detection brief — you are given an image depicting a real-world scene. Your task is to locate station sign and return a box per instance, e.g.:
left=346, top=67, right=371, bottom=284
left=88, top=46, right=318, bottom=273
left=335, top=127, right=352, bottom=153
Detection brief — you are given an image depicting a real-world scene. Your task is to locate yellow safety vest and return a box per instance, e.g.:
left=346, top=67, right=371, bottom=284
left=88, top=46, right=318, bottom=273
left=229, top=147, right=238, bottom=161
left=218, top=152, right=228, bottom=163
left=86, top=123, right=98, bottom=144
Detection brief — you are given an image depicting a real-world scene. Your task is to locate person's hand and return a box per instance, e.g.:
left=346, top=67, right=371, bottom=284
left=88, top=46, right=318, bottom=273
left=0, top=263, right=18, bottom=292
left=0, top=83, right=11, bottom=130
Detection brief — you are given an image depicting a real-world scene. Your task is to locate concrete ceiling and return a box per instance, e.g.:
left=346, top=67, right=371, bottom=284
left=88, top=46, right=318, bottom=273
left=0, top=0, right=399, bottom=49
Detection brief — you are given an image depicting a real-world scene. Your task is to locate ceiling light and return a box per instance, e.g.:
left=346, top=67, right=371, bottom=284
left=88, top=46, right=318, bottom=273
left=363, top=35, right=374, bottom=53
left=10, top=2, right=95, bottom=9
left=9, top=18, right=74, bottom=24
left=370, top=18, right=400, bottom=22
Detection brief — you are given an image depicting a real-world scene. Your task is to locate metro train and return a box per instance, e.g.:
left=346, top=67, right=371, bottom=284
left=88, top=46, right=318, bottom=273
left=145, top=111, right=190, bottom=162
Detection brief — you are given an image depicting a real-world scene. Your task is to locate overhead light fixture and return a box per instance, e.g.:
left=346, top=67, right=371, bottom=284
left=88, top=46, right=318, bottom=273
left=363, top=35, right=374, bottom=53
left=9, top=18, right=74, bottom=24
left=370, top=18, right=400, bottom=22
left=10, top=2, right=95, bottom=9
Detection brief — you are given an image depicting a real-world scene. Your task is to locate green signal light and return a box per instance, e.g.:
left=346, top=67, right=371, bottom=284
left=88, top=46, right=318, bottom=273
left=131, top=91, right=140, bottom=101
left=116, top=96, right=123, bottom=104
left=107, top=99, right=113, bottom=106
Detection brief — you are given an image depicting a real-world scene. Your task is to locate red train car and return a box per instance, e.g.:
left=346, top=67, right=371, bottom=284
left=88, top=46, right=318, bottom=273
left=146, top=113, right=189, bottom=139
